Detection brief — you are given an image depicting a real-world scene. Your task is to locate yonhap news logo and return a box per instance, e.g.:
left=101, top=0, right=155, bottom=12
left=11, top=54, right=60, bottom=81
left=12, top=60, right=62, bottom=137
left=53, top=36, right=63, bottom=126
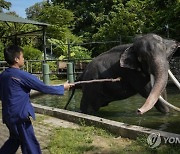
left=147, top=133, right=161, bottom=148
left=147, top=133, right=180, bottom=148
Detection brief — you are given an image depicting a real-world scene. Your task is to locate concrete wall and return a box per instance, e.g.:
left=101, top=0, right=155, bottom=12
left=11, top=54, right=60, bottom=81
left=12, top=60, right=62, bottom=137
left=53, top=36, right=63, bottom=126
left=32, top=103, right=180, bottom=142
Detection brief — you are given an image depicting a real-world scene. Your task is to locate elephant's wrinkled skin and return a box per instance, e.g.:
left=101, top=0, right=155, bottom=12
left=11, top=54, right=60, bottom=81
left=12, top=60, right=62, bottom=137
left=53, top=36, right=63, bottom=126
left=69, top=34, right=179, bottom=114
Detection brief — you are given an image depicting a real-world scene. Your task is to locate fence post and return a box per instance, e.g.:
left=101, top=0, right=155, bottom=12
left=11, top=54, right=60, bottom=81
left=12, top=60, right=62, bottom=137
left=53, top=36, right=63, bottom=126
left=30, top=62, right=32, bottom=73
left=26, top=61, right=29, bottom=72
left=67, top=62, right=74, bottom=83
left=42, top=62, right=50, bottom=85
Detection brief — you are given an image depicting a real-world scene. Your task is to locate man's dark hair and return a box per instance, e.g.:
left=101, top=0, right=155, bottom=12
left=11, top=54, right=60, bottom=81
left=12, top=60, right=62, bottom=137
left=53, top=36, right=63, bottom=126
left=4, top=45, right=23, bottom=65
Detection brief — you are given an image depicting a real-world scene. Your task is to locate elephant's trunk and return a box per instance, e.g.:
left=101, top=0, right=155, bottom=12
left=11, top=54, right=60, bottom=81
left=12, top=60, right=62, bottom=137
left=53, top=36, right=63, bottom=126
left=137, top=58, right=168, bottom=114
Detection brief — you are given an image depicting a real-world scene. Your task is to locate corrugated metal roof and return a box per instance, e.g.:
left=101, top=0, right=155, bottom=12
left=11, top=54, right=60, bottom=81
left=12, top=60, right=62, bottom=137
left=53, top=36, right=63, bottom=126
left=0, top=13, right=49, bottom=26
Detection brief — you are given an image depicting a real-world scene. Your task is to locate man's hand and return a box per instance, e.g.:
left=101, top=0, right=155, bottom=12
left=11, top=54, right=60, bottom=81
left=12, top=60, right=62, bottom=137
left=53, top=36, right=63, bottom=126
left=63, top=81, right=75, bottom=90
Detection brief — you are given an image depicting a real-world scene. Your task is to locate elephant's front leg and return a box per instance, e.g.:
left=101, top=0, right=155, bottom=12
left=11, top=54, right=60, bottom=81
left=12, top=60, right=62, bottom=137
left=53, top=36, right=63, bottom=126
left=80, top=83, right=105, bottom=114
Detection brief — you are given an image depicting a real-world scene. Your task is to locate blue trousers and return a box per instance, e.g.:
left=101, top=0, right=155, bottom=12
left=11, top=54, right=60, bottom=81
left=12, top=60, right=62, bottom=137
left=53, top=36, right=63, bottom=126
left=0, top=119, right=41, bottom=154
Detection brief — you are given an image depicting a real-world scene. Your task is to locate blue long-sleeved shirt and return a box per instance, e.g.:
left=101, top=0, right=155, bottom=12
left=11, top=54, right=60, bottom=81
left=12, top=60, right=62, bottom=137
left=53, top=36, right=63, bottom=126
left=0, top=67, right=64, bottom=123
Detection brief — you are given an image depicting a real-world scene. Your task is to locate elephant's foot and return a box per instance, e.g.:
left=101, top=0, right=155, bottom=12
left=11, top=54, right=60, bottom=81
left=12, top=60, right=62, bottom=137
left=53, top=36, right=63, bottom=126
left=80, top=109, right=97, bottom=115
left=80, top=103, right=98, bottom=115
left=154, top=101, right=170, bottom=114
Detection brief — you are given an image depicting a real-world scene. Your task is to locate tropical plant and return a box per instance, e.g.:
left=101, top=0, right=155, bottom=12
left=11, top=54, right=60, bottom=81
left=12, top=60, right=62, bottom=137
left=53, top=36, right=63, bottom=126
left=48, top=38, right=91, bottom=60
left=23, top=45, right=42, bottom=60
left=22, top=45, right=42, bottom=74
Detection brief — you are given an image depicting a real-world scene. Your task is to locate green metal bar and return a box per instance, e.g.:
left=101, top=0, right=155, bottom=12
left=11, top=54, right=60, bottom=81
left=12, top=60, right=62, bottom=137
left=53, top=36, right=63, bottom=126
left=42, top=63, right=50, bottom=85
left=67, top=62, right=74, bottom=83
left=43, top=27, right=46, bottom=61
left=42, top=27, right=50, bottom=84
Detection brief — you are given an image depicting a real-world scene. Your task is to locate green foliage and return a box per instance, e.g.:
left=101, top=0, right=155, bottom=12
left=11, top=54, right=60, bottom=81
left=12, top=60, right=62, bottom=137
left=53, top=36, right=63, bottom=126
left=26, top=2, right=78, bottom=41
left=48, top=38, right=91, bottom=60
left=18, top=24, right=39, bottom=47
left=22, top=46, right=42, bottom=73
left=68, top=46, right=91, bottom=59
left=51, top=0, right=147, bottom=56
left=61, top=0, right=117, bottom=41
left=0, top=0, right=11, bottom=11
left=26, top=2, right=45, bottom=20
left=47, top=61, right=59, bottom=80
left=0, top=13, right=20, bottom=46
left=0, top=12, right=39, bottom=47
left=51, top=0, right=180, bottom=56
left=0, top=0, right=179, bottom=59
left=39, top=5, right=75, bottom=40
left=26, top=2, right=83, bottom=56
left=92, top=1, right=146, bottom=55
left=0, top=45, right=5, bottom=57
left=23, top=45, right=42, bottom=60
left=0, top=41, right=4, bottom=60
left=147, top=0, right=180, bottom=40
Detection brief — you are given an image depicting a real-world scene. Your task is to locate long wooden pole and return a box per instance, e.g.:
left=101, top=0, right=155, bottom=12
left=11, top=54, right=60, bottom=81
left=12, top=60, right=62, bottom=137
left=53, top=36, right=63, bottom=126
left=64, top=77, right=121, bottom=109
left=73, top=78, right=121, bottom=85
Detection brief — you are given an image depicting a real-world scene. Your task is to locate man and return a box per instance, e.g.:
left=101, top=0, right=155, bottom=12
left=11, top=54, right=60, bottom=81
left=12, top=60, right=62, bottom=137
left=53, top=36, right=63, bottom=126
left=0, top=45, right=74, bottom=154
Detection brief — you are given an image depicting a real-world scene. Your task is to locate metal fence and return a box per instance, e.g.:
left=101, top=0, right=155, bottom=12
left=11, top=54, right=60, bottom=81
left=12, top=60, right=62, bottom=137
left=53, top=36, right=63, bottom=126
left=0, top=59, right=91, bottom=80
left=0, top=57, right=180, bottom=81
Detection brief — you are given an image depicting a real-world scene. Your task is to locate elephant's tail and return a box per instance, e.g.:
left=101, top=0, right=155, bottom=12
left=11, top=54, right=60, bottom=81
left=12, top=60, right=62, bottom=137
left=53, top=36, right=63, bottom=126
left=64, top=73, right=84, bottom=110
left=64, top=86, right=76, bottom=110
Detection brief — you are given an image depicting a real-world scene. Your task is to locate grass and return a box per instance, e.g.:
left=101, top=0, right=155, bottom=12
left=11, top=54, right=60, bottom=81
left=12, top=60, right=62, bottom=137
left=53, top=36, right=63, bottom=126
left=48, top=126, right=123, bottom=154
left=48, top=127, right=94, bottom=154
left=47, top=125, right=180, bottom=154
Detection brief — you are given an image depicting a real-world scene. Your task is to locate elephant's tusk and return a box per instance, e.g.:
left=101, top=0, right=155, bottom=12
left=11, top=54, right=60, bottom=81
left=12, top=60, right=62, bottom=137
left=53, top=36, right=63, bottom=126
left=158, top=96, right=180, bottom=112
left=137, top=95, right=180, bottom=114
left=151, top=73, right=180, bottom=111
left=168, top=70, right=180, bottom=90
left=150, top=74, right=155, bottom=87
left=137, top=74, right=164, bottom=115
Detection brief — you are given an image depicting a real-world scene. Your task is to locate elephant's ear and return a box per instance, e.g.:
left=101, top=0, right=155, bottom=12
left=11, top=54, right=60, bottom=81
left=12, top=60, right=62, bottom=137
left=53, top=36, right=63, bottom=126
left=120, top=46, right=139, bottom=69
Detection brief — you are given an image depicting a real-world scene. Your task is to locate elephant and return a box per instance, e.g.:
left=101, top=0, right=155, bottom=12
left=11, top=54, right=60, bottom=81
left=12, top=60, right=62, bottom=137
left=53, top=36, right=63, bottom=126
left=66, top=33, right=180, bottom=115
